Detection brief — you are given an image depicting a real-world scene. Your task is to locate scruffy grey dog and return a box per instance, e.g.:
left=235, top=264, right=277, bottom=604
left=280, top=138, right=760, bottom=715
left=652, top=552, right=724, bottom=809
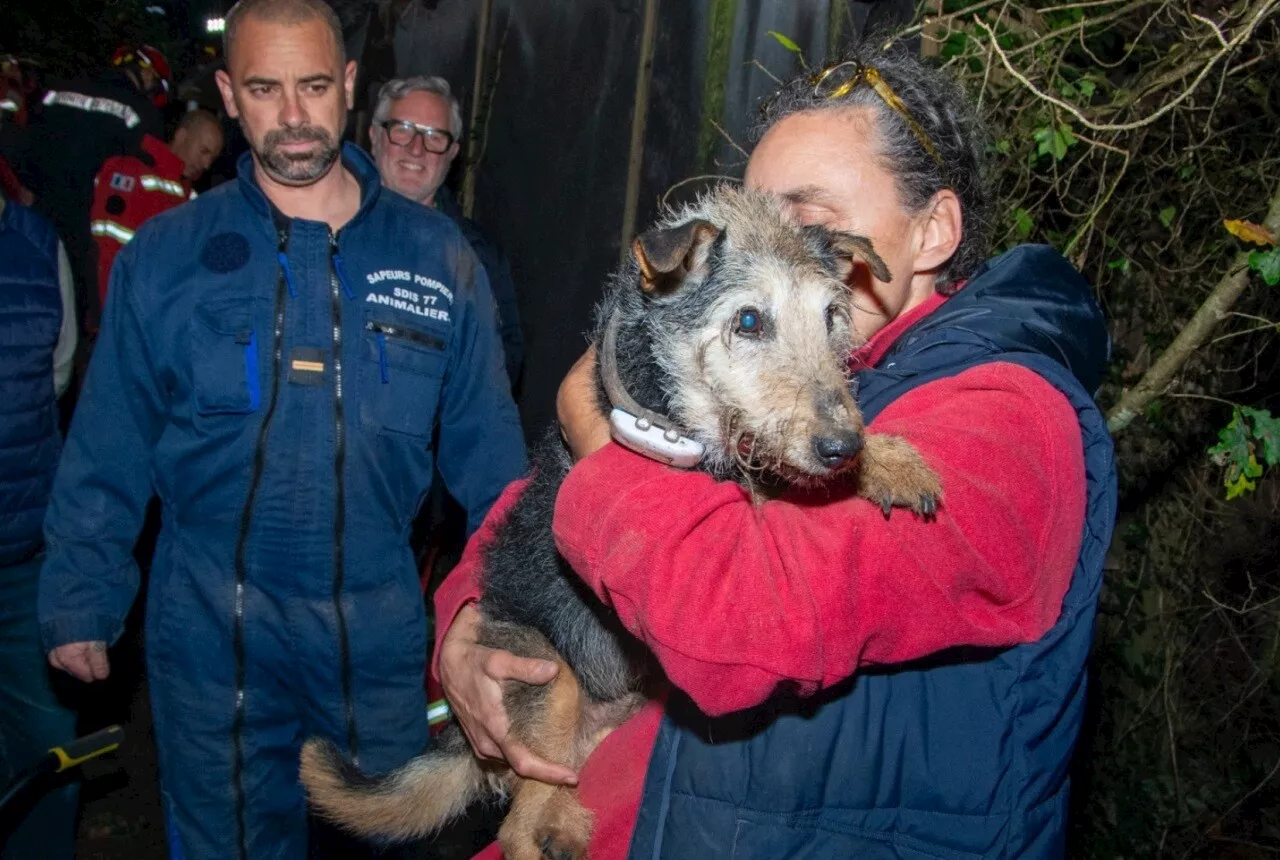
left=299, top=186, right=941, bottom=860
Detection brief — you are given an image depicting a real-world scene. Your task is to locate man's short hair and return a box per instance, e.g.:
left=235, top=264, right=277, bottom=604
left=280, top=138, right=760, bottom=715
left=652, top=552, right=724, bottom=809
left=373, top=76, right=463, bottom=139
left=175, top=108, right=222, bottom=138
left=223, top=0, right=345, bottom=65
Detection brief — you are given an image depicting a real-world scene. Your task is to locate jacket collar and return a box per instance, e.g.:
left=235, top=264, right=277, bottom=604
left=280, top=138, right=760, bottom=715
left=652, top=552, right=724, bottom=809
left=850, top=290, right=951, bottom=371
left=853, top=245, right=1110, bottom=395
left=141, top=134, right=188, bottom=184
left=236, top=141, right=382, bottom=230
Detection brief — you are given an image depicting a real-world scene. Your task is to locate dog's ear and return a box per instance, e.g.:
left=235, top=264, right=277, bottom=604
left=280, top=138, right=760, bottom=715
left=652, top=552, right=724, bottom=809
left=631, top=219, right=720, bottom=296
left=829, top=232, right=892, bottom=285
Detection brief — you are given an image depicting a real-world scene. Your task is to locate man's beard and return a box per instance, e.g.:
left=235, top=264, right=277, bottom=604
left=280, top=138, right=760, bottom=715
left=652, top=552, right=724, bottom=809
left=255, top=125, right=341, bottom=185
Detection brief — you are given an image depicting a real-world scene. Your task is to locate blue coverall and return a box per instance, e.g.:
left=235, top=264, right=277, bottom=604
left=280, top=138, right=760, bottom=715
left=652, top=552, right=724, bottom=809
left=39, top=144, right=528, bottom=859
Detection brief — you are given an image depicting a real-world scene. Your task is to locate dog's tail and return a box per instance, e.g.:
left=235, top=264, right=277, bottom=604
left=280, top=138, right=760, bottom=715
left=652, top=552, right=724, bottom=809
left=300, top=725, right=497, bottom=841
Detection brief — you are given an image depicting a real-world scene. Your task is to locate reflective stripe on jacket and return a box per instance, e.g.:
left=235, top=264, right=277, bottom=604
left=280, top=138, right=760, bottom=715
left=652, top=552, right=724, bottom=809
left=91, top=134, right=194, bottom=308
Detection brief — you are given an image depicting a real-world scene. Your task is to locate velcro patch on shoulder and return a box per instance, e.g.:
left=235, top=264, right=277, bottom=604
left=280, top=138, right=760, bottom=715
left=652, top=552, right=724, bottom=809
left=109, top=172, right=136, bottom=192
left=200, top=232, right=252, bottom=274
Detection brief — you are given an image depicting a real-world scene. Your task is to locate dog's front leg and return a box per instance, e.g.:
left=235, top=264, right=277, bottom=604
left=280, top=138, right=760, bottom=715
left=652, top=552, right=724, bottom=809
left=499, top=659, right=595, bottom=860
left=857, top=433, right=943, bottom=517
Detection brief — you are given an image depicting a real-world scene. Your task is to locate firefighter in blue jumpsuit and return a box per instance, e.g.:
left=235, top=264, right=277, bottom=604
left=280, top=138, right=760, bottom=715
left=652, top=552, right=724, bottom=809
left=37, top=2, right=527, bottom=857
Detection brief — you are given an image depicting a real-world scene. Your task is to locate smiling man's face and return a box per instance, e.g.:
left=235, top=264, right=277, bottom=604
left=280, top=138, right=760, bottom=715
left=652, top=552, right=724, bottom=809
left=371, top=90, right=459, bottom=206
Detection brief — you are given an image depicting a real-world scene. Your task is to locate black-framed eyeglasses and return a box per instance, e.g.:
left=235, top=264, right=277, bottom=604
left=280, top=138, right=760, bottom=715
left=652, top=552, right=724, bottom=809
left=809, top=61, right=945, bottom=172
left=379, top=119, right=455, bottom=154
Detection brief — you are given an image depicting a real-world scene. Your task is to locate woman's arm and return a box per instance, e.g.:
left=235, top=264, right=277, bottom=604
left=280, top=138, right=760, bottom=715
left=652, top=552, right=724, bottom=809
left=553, top=361, right=1088, bottom=716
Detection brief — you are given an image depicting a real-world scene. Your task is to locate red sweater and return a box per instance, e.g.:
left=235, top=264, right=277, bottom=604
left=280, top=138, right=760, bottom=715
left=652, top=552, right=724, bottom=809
left=433, top=290, right=1087, bottom=858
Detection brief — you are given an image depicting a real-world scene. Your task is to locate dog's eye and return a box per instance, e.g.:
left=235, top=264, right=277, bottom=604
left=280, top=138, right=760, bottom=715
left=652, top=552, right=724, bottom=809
left=735, top=308, right=763, bottom=336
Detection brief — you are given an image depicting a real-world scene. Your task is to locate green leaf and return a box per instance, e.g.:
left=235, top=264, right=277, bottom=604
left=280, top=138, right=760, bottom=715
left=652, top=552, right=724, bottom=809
left=767, top=31, right=803, bottom=54
left=1248, top=247, right=1280, bottom=285
left=941, top=31, right=969, bottom=60
left=1225, top=456, right=1263, bottom=500
left=1177, top=163, right=1196, bottom=181
left=994, top=139, right=1011, bottom=155
left=1013, top=207, right=1034, bottom=239
left=1078, top=79, right=1097, bottom=99
left=1107, top=258, right=1130, bottom=273
left=1033, top=124, right=1074, bottom=161
left=1241, top=407, right=1280, bottom=466
left=1208, top=411, right=1251, bottom=478
left=1033, top=126, right=1053, bottom=158
left=1158, top=206, right=1177, bottom=230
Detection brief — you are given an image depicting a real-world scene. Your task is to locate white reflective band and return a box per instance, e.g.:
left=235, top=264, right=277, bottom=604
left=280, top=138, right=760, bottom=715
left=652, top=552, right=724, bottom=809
left=90, top=219, right=136, bottom=244
left=0, top=97, right=18, bottom=113
left=42, top=90, right=141, bottom=129
left=139, top=175, right=187, bottom=197
left=426, top=699, right=451, bottom=725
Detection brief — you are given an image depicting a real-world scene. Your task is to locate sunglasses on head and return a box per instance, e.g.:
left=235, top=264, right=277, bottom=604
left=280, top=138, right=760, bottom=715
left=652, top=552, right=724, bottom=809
left=809, top=60, right=945, bottom=172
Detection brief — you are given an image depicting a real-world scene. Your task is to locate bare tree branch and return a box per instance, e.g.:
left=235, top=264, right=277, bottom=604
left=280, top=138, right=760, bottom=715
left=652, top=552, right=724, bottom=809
left=1107, top=181, right=1280, bottom=433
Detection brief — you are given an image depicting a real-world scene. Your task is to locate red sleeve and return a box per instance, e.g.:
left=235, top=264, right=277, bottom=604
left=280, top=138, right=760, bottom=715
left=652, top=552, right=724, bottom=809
left=91, top=155, right=138, bottom=308
left=430, top=478, right=529, bottom=682
left=552, top=361, right=1087, bottom=716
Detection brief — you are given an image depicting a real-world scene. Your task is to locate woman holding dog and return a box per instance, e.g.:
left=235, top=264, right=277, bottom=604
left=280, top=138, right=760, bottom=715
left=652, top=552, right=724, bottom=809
left=435, top=36, right=1115, bottom=860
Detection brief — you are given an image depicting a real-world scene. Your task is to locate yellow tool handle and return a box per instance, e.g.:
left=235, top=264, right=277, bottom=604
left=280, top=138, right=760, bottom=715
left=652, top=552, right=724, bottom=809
left=49, top=726, right=124, bottom=773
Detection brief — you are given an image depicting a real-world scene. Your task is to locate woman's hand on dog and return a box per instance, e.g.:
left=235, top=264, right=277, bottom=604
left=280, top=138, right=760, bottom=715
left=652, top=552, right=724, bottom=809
left=439, top=603, right=581, bottom=786
left=557, top=345, right=612, bottom=462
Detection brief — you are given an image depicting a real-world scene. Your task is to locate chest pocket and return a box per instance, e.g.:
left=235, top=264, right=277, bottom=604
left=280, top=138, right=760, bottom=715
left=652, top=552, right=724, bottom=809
left=191, top=298, right=260, bottom=416
left=358, top=319, right=448, bottom=440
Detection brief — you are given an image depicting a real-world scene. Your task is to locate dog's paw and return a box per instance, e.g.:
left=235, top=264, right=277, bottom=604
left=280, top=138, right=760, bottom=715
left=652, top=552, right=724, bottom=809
left=537, top=828, right=589, bottom=860
left=857, top=434, right=942, bottom=519
left=533, top=793, right=593, bottom=860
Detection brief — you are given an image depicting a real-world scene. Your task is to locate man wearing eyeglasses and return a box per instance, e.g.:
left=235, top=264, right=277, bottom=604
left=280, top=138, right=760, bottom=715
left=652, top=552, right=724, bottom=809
left=370, top=76, right=523, bottom=392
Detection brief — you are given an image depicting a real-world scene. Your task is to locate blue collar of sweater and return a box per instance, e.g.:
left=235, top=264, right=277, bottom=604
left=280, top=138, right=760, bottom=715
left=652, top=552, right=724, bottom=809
left=883, top=245, right=1111, bottom=395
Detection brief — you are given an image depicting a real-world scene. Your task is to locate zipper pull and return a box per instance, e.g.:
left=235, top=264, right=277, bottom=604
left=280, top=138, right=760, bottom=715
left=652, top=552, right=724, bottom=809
left=376, top=332, right=389, bottom=383
left=278, top=251, right=298, bottom=299
left=330, top=230, right=355, bottom=301
left=333, top=253, right=356, bottom=301
left=277, top=225, right=296, bottom=298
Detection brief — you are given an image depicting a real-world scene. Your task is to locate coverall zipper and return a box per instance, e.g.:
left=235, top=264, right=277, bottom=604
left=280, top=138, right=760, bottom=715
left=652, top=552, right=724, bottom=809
left=231, top=225, right=291, bottom=860
left=329, top=229, right=359, bottom=763
left=365, top=320, right=446, bottom=352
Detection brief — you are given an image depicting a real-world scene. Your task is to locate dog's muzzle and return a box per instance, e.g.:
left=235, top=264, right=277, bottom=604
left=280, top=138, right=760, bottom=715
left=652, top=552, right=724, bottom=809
left=812, top=431, right=864, bottom=468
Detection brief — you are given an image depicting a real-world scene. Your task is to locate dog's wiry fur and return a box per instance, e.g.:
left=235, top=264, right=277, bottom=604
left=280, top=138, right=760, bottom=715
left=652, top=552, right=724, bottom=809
left=299, top=186, right=942, bottom=859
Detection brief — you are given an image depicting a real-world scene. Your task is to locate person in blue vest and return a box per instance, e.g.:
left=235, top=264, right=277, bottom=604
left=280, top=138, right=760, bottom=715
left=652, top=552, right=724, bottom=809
left=431, top=37, right=1118, bottom=859
left=36, top=0, right=527, bottom=857
left=0, top=189, right=78, bottom=859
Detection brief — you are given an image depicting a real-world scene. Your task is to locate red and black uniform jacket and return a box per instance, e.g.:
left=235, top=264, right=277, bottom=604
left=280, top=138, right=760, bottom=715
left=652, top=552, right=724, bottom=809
left=90, top=134, right=194, bottom=312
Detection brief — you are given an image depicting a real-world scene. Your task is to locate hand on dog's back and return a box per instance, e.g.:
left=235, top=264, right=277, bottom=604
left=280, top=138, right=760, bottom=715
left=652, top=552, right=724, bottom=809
left=439, top=603, right=580, bottom=785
